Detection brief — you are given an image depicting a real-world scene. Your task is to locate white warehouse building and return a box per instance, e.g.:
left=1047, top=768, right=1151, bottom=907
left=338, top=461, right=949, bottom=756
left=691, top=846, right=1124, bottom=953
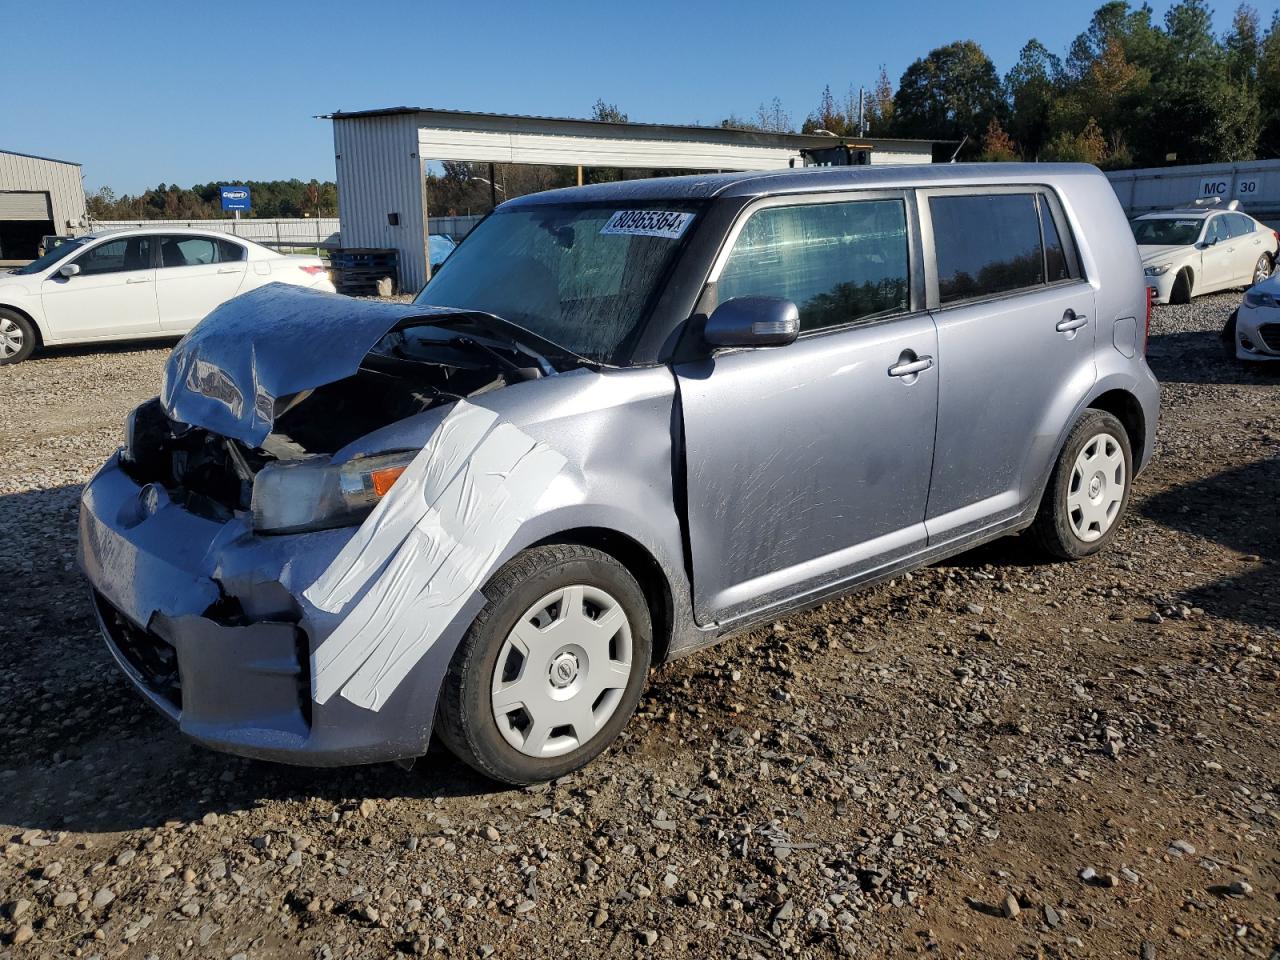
left=324, top=107, right=941, bottom=291
left=0, top=150, right=87, bottom=264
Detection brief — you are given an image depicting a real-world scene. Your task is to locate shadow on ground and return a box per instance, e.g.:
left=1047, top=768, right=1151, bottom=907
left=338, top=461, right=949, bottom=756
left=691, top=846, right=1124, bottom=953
left=1140, top=456, right=1279, bottom=630
left=0, top=484, right=509, bottom=835
left=1145, top=328, right=1280, bottom=385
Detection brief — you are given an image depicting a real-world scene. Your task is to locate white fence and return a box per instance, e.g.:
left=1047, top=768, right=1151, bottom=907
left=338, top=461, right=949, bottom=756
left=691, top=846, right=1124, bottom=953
left=90, top=214, right=483, bottom=248
left=1106, top=159, right=1280, bottom=227
left=91, top=217, right=340, bottom=246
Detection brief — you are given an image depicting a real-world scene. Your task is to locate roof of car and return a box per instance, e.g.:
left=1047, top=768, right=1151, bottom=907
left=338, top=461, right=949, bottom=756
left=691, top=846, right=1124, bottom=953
left=83, top=226, right=253, bottom=241
left=1135, top=210, right=1213, bottom=220
left=503, top=162, right=1103, bottom=208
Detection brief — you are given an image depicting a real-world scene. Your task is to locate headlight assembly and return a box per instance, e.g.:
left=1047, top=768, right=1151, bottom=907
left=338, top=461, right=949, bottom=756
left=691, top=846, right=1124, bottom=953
left=1143, top=263, right=1172, bottom=277
left=251, top=450, right=417, bottom=534
left=1243, top=290, right=1280, bottom=309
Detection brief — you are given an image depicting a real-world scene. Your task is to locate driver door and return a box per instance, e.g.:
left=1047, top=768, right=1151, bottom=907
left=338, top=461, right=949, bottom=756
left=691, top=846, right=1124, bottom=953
left=675, top=193, right=937, bottom=626
left=39, top=235, right=160, bottom=341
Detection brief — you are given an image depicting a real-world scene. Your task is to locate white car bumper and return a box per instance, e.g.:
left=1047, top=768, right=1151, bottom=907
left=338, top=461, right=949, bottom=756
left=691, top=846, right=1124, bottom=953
left=1235, top=302, right=1280, bottom=361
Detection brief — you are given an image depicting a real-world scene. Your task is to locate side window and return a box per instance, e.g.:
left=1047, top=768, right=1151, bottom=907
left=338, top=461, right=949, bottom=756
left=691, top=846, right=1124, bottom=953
left=217, top=239, right=247, bottom=262
left=1228, top=213, right=1255, bottom=238
left=1038, top=196, right=1070, bottom=283
left=931, top=194, right=1045, bottom=304
left=159, top=236, right=219, bottom=268
left=717, top=199, right=910, bottom=333
left=74, top=236, right=154, bottom=276
left=1207, top=217, right=1230, bottom=245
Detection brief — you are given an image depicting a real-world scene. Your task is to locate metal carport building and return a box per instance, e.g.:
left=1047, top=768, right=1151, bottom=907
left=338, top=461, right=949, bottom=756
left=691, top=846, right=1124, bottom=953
left=0, top=150, right=87, bottom=264
left=323, top=107, right=941, bottom=292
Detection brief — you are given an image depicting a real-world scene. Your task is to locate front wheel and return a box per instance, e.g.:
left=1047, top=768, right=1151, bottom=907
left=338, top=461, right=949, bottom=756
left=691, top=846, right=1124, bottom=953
left=1029, top=410, right=1133, bottom=561
left=0, top=310, right=36, bottom=365
left=435, top=544, right=652, bottom=785
left=1169, top=269, right=1192, bottom=305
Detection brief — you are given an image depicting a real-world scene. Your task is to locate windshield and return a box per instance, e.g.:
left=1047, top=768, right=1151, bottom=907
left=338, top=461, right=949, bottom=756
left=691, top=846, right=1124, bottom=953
left=10, top=236, right=92, bottom=275
left=1131, top=218, right=1202, bottom=246
left=415, top=201, right=703, bottom=365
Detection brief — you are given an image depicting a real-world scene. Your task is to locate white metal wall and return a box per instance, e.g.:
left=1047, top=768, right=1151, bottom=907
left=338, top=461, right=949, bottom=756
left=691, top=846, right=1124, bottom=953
left=0, top=151, right=86, bottom=233
left=1107, top=159, right=1280, bottom=225
left=334, top=114, right=430, bottom=289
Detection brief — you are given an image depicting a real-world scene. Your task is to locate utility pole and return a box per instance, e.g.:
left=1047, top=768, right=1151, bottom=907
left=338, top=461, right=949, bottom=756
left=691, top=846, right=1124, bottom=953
left=857, top=87, right=866, bottom=137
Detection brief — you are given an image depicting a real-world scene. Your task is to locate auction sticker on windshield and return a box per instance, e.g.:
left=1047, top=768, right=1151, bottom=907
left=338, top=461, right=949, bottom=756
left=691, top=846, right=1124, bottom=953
left=600, top=210, right=695, bottom=239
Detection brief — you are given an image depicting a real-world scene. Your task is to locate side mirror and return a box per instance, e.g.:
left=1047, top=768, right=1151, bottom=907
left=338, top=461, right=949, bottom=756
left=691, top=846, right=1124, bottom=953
left=58, top=263, right=81, bottom=278
left=704, top=296, right=800, bottom=348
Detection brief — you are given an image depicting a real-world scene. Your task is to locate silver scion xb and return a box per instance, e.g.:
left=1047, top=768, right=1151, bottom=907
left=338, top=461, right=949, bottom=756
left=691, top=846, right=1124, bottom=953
left=79, top=163, right=1159, bottom=785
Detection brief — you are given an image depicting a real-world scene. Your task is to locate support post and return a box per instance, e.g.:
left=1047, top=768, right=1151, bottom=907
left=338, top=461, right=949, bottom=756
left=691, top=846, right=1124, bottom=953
left=577, top=165, right=584, bottom=186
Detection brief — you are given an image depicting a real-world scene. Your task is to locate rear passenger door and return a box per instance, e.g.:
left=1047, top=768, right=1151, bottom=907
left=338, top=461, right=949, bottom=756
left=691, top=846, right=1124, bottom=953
left=919, top=188, right=1095, bottom=545
left=676, top=192, right=939, bottom=626
left=1227, top=213, right=1266, bottom=285
left=155, top=235, right=249, bottom=332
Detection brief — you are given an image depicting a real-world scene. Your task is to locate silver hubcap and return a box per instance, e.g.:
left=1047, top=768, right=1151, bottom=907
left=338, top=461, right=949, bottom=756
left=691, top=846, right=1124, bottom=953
left=0, top=318, right=23, bottom=358
left=1256, top=257, right=1272, bottom=285
left=1067, top=433, right=1126, bottom=542
left=491, top=584, right=633, bottom=758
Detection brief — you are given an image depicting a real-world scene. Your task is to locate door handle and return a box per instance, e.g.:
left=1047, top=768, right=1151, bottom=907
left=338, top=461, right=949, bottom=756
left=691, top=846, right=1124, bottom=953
left=126, top=277, right=151, bottom=284
left=888, top=355, right=934, bottom=378
left=217, top=267, right=240, bottom=274
left=1056, top=311, right=1088, bottom=332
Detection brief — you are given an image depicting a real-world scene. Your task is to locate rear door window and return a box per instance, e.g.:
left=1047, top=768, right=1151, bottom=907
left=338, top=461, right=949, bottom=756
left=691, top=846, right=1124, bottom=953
left=717, top=198, right=911, bottom=333
left=930, top=194, right=1047, bottom=304
left=158, top=236, right=219, bottom=268
left=1227, top=213, right=1256, bottom=238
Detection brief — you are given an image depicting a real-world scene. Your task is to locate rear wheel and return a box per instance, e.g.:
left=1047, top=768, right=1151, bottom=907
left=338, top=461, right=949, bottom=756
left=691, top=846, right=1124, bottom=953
left=1029, top=410, right=1133, bottom=561
left=1253, top=254, right=1273, bottom=286
left=435, top=544, right=652, bottom=785
left=1169, top=269, right=1192, bottom=305
left=0, top=310, right=36, bottom=365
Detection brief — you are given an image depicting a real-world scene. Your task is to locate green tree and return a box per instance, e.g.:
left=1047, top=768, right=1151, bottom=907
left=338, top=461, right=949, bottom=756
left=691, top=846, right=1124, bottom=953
left=590, top=99, right=628, bottom=123
left=1005, top=40, right=1063, bottom=159
left=892, top=41, right=1005, bottom=155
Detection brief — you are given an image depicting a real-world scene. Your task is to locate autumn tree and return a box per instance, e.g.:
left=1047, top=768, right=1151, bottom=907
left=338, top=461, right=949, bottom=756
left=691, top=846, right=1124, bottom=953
left=892, top=41, right=1005, bottom=156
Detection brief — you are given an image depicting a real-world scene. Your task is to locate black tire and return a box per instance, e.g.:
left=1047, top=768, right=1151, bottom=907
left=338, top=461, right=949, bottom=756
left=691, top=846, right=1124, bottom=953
left=1253, top=253, right=1274, bottom=287
left=0, top=308, right=37, bottom=365
left=1222, top=309, right=1238, bottom=357
left=435, top=544, right=652, bottom=785
left=1169, top=269, right=1192, bottom=305
left=1028, top=410, right=1133, bottom=561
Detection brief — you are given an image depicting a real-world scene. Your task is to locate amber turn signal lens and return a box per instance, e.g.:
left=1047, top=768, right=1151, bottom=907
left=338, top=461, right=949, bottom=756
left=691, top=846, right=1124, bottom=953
left=370, top=465, right=406, bottom=497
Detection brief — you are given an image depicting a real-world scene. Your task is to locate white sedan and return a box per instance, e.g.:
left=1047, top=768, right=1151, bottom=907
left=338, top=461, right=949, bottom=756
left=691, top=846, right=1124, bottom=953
left=1132, top=202, right=1278, bottom=304
left=0, top=228, right=335, bottom=364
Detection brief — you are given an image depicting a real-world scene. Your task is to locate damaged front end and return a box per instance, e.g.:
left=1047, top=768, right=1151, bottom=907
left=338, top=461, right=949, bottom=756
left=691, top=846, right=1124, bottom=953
left=80, top=284, right=575, bottom=764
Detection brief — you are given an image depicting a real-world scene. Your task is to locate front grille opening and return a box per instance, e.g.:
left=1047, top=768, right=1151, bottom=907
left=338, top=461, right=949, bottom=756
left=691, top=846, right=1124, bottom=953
left=1257, top=323, right=1280, bottom=352
left=95, top=592, right=182, bottom=710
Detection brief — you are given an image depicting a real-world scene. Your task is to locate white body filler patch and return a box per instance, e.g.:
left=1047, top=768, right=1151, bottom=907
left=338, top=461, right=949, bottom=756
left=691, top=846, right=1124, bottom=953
left=304, top=401, right=566, bottom=710
left=600, top=209, right=694, bottom=240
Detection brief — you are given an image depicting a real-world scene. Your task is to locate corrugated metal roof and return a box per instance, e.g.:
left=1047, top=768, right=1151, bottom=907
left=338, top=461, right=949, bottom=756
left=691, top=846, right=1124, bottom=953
left=319, top=106, right=945, bottom=147
left=0, top=148, right=81, bottom=167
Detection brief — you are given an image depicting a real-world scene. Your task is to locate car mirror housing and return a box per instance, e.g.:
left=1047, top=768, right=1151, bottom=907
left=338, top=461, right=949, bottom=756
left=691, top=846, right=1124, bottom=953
left=58, top=263, right=81, bottom=279
left=704, top=296, right=800, bottom=348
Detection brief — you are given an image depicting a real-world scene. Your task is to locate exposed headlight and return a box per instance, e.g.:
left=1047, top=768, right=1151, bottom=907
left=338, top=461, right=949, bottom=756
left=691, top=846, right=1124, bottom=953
left=251, top=450, right=417, bottom=534
left=1143, top=263, right=1172, bottom=277
left=1243, top=290, right=1280, bottom=309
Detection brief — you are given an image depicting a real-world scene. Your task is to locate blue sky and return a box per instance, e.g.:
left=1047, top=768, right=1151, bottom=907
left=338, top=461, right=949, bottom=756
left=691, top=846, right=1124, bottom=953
left=4, top=0, right=1268, bottom=194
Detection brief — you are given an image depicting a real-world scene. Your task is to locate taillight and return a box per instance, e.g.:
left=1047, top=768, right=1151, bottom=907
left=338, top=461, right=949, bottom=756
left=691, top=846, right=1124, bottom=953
left=1143, top=285, right=1152, bottom=353
left=299, top=264, right=328, bottom=276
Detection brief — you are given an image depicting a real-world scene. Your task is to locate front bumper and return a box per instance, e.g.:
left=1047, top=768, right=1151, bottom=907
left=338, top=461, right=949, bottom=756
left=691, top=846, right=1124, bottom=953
left=1234, top=304, right=1280, bottom=361
left=79, top=453, right=449, bottom=766
left=1146, top=271, right=1177, bottom=305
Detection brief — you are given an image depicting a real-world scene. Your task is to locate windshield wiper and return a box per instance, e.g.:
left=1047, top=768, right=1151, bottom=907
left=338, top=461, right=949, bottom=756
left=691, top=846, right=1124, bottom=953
left=403, top=309, right=604, bottom=372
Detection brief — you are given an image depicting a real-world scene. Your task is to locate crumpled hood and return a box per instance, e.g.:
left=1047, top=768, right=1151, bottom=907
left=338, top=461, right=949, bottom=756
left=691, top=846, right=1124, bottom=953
left=1138, top=244, right=1193, bottom=265
left=162, top=283, right=473, bottom=447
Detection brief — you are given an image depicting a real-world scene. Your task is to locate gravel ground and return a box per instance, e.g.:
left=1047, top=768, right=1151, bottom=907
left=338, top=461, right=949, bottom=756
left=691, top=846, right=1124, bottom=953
left=0, top=295, right=1277, bottom=959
